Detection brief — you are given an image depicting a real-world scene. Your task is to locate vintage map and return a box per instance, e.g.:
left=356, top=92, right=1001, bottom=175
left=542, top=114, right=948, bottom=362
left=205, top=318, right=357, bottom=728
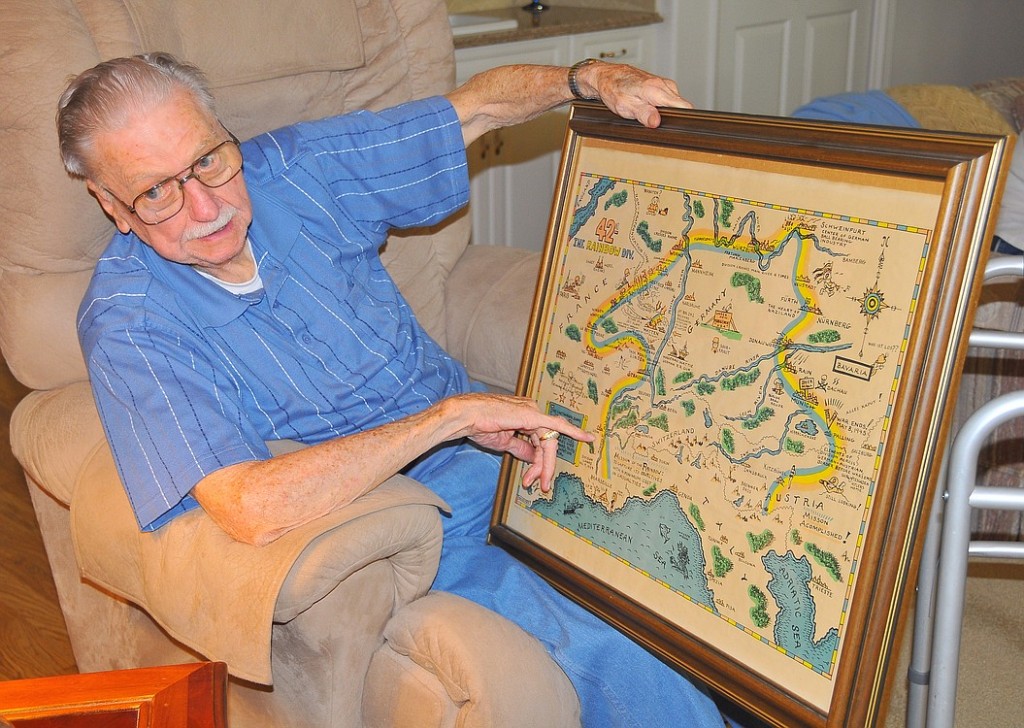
left=504, top=138, right=944, bottom=710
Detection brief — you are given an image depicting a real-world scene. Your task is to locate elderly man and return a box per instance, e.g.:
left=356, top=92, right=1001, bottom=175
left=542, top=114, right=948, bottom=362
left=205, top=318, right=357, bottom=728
left=59, top=53, right=725, bottom=726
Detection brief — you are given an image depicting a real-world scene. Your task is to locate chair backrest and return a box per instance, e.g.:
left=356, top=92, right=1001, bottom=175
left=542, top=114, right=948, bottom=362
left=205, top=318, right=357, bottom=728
left=0, top=0, right=467, bottom=392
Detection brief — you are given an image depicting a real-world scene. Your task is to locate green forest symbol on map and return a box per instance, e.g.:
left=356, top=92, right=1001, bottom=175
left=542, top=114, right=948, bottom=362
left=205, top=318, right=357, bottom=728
left=524, top=172, right=929, bottom=677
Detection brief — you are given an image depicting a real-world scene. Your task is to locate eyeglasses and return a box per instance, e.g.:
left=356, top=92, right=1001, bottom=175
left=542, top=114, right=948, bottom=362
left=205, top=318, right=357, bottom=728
left=105, top=135, right=243, bottom=225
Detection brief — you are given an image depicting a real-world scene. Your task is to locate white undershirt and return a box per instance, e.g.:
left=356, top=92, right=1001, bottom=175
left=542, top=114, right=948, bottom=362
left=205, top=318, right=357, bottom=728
left=194, top=238, right=265, bottom=294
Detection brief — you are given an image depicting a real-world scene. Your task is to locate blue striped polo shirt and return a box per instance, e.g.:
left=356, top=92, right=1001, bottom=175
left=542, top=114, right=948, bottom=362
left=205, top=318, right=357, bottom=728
left=78, top=97, right=472, bottom=530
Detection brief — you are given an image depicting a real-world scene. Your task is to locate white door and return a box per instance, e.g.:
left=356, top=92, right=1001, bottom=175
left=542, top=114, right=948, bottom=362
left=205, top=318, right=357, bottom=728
left=716, top=0, right=874, bottom=116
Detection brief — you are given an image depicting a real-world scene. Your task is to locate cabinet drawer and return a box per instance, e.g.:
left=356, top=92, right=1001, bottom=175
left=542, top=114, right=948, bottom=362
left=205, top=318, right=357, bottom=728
left=571, top=28, right=653, bottom=70
left=455, top=37, right=568, bottom=84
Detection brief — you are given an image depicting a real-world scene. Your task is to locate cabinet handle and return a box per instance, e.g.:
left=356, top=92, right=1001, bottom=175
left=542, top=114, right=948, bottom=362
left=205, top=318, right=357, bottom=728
left=599, top=48, right=628, bottom=59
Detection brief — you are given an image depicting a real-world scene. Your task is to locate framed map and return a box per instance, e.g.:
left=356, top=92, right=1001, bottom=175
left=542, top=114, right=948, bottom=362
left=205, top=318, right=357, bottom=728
left=490, top=104, right=1011, bottom=727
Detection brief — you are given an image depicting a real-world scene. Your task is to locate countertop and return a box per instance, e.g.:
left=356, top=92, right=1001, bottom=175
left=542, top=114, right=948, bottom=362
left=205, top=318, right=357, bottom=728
left=452, top=6, right=662, bottom=49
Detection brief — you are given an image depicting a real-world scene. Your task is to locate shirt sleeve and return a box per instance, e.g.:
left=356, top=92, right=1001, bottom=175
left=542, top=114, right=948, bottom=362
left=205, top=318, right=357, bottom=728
left=244, top=96, right=470, bottom=237
left=85, top=319, right=269, bottom=531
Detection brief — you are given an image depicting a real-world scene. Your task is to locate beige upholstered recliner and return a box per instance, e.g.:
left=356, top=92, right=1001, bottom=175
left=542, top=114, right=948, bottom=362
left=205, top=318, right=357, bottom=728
left=1, top=0, right=579, bottom=725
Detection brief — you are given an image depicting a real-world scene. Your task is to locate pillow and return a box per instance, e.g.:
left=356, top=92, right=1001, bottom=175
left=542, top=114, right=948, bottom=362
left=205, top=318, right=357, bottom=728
left=887, top=84, right=1014, bottom=135
left=970, top=77, right=1024, bottom=133
left=123, top=0, right=365, bottom=88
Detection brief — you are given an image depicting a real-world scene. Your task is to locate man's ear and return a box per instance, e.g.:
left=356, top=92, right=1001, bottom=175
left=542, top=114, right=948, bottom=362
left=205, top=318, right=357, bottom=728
left=86, top=180, right=133, bottom=234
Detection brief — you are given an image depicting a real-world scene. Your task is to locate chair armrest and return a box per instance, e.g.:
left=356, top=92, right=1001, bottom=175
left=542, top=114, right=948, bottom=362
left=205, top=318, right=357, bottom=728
left=69, top=439, right=448, bottom=685
left=363, top=591, right=581, bottom=728
left=10, top=381, right=107, bottom=506
left=273, top=484, right=444, bottom=623
left=445, top=245, right=541, bottom=393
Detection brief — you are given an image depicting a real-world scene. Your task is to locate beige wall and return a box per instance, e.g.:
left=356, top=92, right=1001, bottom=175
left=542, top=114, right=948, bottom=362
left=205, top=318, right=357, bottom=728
left=888, top=0, right=1024, bottom=87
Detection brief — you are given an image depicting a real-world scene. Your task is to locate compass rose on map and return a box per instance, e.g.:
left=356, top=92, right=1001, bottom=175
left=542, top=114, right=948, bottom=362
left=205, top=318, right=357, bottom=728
left=849, top=235, right=896, bottom=355
left=851, top=284, right=893, bottom=355
left=855, top=285, right=890, bottom=320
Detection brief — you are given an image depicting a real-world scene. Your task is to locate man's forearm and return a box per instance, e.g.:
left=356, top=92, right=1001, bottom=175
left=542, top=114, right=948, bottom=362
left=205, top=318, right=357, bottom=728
left=191, top=392, right=591, bottom=546
left=446, top=60, right=693, bottom=146
left=193, top=399, right=460, bottom=546
left=448, top=64, right=576, bottom=146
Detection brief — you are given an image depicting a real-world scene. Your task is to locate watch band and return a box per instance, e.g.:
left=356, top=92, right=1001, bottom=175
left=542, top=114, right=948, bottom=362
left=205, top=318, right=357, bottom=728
left=568, top=58, right=599, bottom=101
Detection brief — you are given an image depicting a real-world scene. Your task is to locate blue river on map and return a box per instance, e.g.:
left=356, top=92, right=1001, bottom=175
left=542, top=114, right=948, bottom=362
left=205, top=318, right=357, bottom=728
left=532, top=473, right=840, bottom=673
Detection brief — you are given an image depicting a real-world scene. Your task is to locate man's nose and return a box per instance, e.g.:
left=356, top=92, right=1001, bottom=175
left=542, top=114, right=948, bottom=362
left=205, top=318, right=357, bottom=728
left=180, top=176, right=220, bottom=220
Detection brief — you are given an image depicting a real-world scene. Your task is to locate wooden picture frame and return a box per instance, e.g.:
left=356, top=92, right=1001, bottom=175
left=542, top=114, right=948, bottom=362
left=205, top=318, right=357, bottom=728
left=490, top=103, right=1011, bottom=727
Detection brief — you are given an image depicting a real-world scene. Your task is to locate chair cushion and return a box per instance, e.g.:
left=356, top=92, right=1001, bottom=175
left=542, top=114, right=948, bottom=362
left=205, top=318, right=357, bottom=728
left=122, top=0, right=364, bottom=88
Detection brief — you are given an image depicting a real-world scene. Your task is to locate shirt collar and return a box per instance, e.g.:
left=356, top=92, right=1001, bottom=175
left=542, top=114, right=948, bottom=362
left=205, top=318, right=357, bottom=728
left=149, top=185, right=304, bottom=328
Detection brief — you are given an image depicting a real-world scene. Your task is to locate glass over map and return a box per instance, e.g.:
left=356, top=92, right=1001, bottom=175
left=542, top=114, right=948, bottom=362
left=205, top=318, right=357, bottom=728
left=503, top=137, right=944, bottom=711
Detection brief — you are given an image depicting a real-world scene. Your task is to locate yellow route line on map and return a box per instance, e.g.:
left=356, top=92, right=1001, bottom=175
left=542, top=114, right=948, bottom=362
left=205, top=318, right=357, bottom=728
left=766, top=223, right=845, bottom=512
left=587, top=239, right=689, bottom=479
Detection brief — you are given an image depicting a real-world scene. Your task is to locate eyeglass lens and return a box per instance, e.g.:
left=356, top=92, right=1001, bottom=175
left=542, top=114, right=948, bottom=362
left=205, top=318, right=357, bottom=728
left=132, top=140, right=242, bottom=224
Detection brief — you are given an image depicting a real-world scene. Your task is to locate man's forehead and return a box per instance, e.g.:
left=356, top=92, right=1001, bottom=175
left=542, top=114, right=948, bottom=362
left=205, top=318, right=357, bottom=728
left=98, top=97, right=224, bottom=190
left=125, top=130, right=224, bottom=185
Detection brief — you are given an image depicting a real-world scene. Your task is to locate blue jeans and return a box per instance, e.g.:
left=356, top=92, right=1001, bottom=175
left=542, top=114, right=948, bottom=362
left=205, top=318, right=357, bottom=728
left=422, top=444, right=724, bottom=728
left=992, top=234, right=1023, bottom=255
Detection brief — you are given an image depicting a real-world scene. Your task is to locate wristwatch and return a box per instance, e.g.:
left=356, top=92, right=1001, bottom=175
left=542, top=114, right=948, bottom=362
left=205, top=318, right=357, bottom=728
left=568, top=58, right=599, bottom=101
